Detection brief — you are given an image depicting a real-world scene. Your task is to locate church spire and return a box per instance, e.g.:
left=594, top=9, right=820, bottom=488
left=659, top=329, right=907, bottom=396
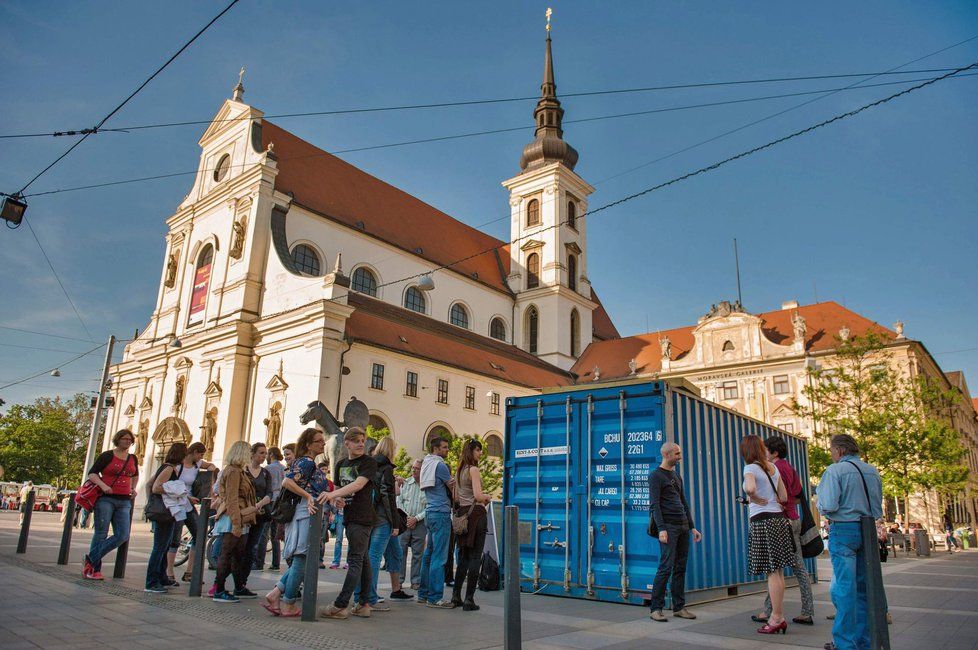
left=232, top=66, right=245, bottom=102
left=519, top=9, right=578, bottom=171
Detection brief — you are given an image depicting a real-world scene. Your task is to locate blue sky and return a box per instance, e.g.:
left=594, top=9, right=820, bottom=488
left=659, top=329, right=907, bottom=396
left=1, top=1, right=976, bottom=408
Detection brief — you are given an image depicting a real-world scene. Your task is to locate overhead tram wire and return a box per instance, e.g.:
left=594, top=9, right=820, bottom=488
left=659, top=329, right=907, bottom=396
left=0, top=324, right=101, bottom=343
left=19, top=71, right=978, bottom=201
left=0, top=343, right=106, bottom=391
left=0, top=66, right=966, bottom=140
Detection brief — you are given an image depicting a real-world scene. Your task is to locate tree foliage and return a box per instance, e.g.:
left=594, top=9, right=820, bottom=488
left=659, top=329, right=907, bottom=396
left=0, top=393, right=93, bottom=487
left=444, top=433, right=504, bottom=496
left=366, top=425, right=413, bottom=478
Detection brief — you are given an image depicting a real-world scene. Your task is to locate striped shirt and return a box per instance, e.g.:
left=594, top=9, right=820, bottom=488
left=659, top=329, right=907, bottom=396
left=396, top=477, right=427, bottom=521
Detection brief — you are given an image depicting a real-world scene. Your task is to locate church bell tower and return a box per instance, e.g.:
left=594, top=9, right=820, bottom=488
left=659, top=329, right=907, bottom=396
left=503, top=11, right=596, bottom=371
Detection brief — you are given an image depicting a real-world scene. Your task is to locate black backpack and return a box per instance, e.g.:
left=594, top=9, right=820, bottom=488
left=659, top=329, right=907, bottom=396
left=477, top=551, right=500, bottom=591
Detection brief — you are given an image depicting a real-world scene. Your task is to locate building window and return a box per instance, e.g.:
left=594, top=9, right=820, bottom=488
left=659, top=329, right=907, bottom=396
left=773, top=375, right=790, bottom=395
left=450, top=303, right=470, bottom=329
left=188, top=244, right=214, bottom=326
left=213, top=154, right=230, bottom=182
left=566, top=201, right=577, bottom=229
left=370, top=363, right=385, bottom=390
left=405, top=371, right=418, bottom=397
left=722, top=340, right=735, bottom=352
left=526, top=198, right=540, bottom=226
left=527, top=306, right=539, bottom=355
left=351, top=267, right=378, bottom=297
left=526, top=253, right=540, bottom=289
left=437, top=379, right=449, bottom=404
left=486, top=434, right=503, bottom=458
left=490, top=317, right=507, bottom=341
left=570, top=308, right=580, bottom=357
left=490, top=392, right=500, bottom=416
left=721, top=380, right=738, bottom=400
left=404, top=286, right=426, bottom=313
left=567, top=254, right=577, bottom=291
left=291, top=244, right=321, bottom=276
left=465, top=386, right=476, bottom=410
left=782, top=423, right=794, bottom=434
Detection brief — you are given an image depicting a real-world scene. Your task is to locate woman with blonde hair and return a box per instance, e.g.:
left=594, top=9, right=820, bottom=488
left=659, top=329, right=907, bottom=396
left=352, top=434, right=400, bottom=610
left=210, top=440, right=258, bottom=603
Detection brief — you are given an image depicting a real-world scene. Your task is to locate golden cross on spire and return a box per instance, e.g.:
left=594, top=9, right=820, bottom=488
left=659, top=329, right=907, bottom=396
left=545, top=7, right=552, bottom=32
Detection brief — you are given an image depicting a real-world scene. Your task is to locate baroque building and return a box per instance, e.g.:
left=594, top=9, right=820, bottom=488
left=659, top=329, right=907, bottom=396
left=104, top=30, right=618, bottom=496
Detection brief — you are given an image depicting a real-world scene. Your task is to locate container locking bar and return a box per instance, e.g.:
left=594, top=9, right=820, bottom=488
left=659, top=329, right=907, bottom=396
left=563, top=396, right=572, bottom=593
left=618, top=391, right=629, bottom=600
left=533, top=399, right=543, bottom=589
left=537, top=522, right=561, bottom=532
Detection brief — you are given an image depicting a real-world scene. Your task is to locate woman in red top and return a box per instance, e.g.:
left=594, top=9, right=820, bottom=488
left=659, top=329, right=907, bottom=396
left=84, top=429, right=139, bottom=580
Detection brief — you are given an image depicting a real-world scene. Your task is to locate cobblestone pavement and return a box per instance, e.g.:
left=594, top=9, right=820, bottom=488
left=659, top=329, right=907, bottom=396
left=1, top=512, right=976, bottom=649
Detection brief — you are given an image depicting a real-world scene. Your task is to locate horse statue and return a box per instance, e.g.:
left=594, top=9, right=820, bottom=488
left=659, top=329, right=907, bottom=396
left=298, top=397, right=375, bottom=472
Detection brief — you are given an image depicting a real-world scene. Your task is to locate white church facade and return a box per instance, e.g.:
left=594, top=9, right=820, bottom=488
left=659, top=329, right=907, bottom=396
left=103, top=32, right=619, bottom=489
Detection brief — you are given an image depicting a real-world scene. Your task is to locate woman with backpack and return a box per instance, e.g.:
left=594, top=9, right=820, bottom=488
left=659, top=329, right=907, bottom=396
left=83, top=429, right=139, bottom=580
left=165, top=441, right=217, bottom=584
left=145, top=443, right=188, bottom=593
left=449, top=439, right=492, bottom=611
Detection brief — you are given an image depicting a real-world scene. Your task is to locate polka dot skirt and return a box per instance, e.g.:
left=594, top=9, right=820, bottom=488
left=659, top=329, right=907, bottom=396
left=748, top=515, right=795, bottom=575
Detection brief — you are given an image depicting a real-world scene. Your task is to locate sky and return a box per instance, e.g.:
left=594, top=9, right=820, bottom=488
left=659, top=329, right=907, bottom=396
left=1, top=1, right=976, bottom=409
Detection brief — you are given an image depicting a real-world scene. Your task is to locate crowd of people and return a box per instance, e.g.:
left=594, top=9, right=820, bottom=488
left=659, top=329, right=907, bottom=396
left=79, top=426, right=494, bottom=620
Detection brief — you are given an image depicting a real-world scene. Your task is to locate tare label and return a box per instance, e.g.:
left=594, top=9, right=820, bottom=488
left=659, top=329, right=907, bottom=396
left=515, top=445, right=569, bottom=458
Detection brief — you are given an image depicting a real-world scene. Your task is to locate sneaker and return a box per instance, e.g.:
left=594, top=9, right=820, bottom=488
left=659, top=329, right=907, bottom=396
left=389, top=590, right=413, bottom=601
left=213, top=591, right=240, bottom=603
left=234, top=588, right=258, bottom=599
left=82, top=556, right=94, bottom=578
left=674, top=608, right=696, bottom=620
left=319, top=604, right=348, bottom=620
left=416, top=596, right=426, bottom=603
left=144, top=584, right=167, bottom=594
left=319, top=563, right=326, bottom=569
left=269, top=565, right=281, bottom=571
left=351, top=604, right=372, bottom=618
left=181, top=571, right=193, bottom=582
left=650, top=610, right=668, bottom=622
left=90, top=571, right=104, bottom=581
left=329, top=563, right=340, bottom=570
left=163, top=577, right=179, bottom=589
left=371, top=601, right=391, bottom=611
left=207, top=584, right=217, bottom=598
left=426, top=600, right=456, bottom=609
left=376, top=596, right=386, bottom=604
left=410, top=583, right=420, bottom=590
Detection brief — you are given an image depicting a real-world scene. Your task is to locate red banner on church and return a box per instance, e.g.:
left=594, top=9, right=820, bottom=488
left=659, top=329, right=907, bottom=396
left=188, top=262, right=211, bottom=324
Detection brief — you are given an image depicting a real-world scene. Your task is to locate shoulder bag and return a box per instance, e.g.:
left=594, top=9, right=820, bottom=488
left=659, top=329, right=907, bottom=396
left=451, top=466, right=475, bottom=535
left=144, top=464, right=177, bottom=523
left=269, top=488, right=299, bottom=524
left=75, top=454, right=134, bottom=511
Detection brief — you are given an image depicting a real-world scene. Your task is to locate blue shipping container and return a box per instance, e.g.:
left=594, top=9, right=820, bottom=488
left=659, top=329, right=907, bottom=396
left=503, top=380, right=815, bottom=606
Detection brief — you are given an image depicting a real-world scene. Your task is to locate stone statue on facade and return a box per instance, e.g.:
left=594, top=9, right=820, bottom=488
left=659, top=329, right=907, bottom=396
left=839, top=325, right=851, bottom=342
left=791, top=312, right=806, bottom=342
left=202, top=407, right=218, bottom=460
left=164, top=254, right=177, bottom=288
left=659, top=335, right=672, bottom=361
left=229, top=220, right=245, bottom=259
left=894, top=320, right=905, bottom=338
left=263, top=402, right=282, bottom=449
left=135, top=419, right=149, bottom=465
left=628, top=358, right=638, bottom=375
left=173, top=376, right=186, bottom=408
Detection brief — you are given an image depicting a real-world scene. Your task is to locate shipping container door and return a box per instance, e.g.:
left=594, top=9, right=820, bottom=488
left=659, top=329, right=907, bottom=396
left=506, top=396, right=577, bottom=592
left=583, top=387, right=664, bottom=603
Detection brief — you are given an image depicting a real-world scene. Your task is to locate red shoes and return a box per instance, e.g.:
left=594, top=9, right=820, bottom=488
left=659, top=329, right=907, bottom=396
left=757, top=620, right=788, bottom=635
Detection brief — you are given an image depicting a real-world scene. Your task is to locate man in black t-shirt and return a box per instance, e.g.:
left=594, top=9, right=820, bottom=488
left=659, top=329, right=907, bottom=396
left=319, top=428, right=378, bottom=620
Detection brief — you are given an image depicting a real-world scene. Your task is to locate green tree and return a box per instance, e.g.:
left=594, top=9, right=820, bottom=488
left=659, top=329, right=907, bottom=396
left=0, top=393, right=92, bottom=487
left=366, top=425, right=413, bottom=478
left=444, top=433, right=504, bottom=496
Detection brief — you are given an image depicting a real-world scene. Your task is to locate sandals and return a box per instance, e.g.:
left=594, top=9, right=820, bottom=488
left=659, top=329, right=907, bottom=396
left=261, top=599, right=282, bottom=616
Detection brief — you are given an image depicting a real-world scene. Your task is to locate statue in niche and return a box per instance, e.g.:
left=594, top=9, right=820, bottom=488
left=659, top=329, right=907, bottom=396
left=135, top=419, right=149, bottom=465
left=173, top=376, right=186, bottom=408
left=164, top=254, right=177, bottom=288
left=263, top=402, right=282, bottom=449
left=791, top=312, right=806, bottom=342
left=229, top=220, right=245, bottom=259
left=659, top=335, right=672, bottom=361
left=201, top=407, right=218, bottom=460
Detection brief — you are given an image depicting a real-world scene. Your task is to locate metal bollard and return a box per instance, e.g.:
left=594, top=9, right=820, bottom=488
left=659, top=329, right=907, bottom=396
left=860, top=517, right=891, bottom=650
left=16, top=490, right=36, bottom=554
left=189, top=498, right=212, bottom=597
left=301, top=504, right=325, bottom=622
left=112, top=502, right=136, bottom=579
left=504, top=505, right=522, bottom=649
left=57, top=492, right=78, bottom=565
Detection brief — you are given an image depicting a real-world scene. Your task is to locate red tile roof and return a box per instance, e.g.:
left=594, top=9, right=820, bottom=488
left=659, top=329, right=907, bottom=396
left=572, top=301, right=897, bottom=380
left=262, top=120, right=618, bottom=340
left=345, top=292, right=574, bottom=388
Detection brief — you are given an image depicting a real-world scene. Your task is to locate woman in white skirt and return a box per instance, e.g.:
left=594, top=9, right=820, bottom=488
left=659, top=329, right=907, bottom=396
left=740, top=434, right=794, bottom=635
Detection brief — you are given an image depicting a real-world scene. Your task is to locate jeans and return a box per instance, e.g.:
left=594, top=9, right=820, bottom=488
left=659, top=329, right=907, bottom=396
left=78, top=507, right=91, bottom=528
left=256, top=521, right=281, bottom=568
left=88, top=496, right=132, bottom=571
left=169, top=507, right=198, bottom=550
left=418, top=511, right=451, bottom=604
left=452, top=508, right=488, bottom=601
left=649, top=522, right=690, bottom=612
left=332, top=511, right=345, bottom=565
left=215, top=531, right=249, bottom=594
left=210, top=532, right=223, bottom=568
left=146, top=518, right=175, bottom=588
left=241, top=520, right=268, bottom=586
left=829, top=522, right=870, bottom=650
left=354, top=522, right=392, bottom=605
left=334, top=522, right=372, bottom=608
left=765, top=517, right=814, bottom=617
left=399, top=520, right=427, bottom=587
left=276, top=554, right=306, bottom=604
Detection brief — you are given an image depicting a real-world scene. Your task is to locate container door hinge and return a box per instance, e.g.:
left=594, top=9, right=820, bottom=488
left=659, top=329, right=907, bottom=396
left=586, top=571, right=595, bottom=595
left=532, top=563, right=540, bottom=589
left=564, top=568, right=572, bottom=592
left=620, top=574, right=630, bottom=600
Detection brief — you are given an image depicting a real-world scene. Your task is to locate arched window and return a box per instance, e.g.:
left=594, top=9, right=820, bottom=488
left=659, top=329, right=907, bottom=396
left=722, top=340, right=735, bottom=352
left=526, top=253, right=540, bottom=289
left=489, top=317, right=507, bottom=341
left=213, top=154, right=230, bottom=182
left=368, top=413, right=391, bottom=437
left=425, top=425, right=452, bottom=451
left=567, top=201, right=577, bottom=229
left=351, top=267, right=378, bottom=297
left=570, top=308, right=580, bottom=357
left=485, top=434, right=504, bottom=458
left=291, top=244, right=321, bottom=276
left=404, top=286, right=426, bottom=313
left=450, top=303, right=470, bottom=329
left=567, top=254, right=577, bottom=291
left=188, top=244, right=214, bottom=326
left=526, top=199, right=540, bottom=226
left=526, top=306, right=539, bottom=355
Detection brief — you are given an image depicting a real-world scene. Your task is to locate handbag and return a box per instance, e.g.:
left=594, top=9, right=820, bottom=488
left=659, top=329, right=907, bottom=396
left=798, top=486, right=824, bottom=558
left=758, top=465, right=796, bottom=553
left=76, top=454, right=134, bottom=511
left=452, top=502, right=475, bottom=535
left=269, top=489, right=299, bottom=524
left=144, top=464, right=177, bottom=523
left=393, top=507, right=408, bottom=535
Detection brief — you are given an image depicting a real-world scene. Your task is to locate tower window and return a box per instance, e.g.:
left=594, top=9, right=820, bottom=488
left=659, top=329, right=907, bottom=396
left=567, top=201, right=577, bottom=229
left=449, top=303, right=470, bottom=329
left=570, top=308, right=580, bottom=357
left=188, top=244, right=214, bottom=326
left=404, top=286, right=426, bottom=313
left=291, top=244, right=321, bottom=276
left=526, top=199, right=540, bottom=226
left=527, top=306, right=539, bottom=355
left=526, top=253, right=540, bottom=289
left=567, top=254, right=577, bottom=291
left=351, top=267, right=378, bottom=296
left=489, top=317, right=507, bottom=341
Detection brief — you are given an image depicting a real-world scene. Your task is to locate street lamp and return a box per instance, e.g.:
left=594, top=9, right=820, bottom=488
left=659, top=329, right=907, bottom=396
left=50, top=368, right=62, bottom=377
left=417, top=274, right=435, bottom=291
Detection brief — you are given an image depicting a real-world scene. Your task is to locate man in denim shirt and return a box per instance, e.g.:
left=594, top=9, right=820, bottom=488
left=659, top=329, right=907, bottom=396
left=417, top=436, right=456, bottom=608
left=817, top=434, right=883, bottom=650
